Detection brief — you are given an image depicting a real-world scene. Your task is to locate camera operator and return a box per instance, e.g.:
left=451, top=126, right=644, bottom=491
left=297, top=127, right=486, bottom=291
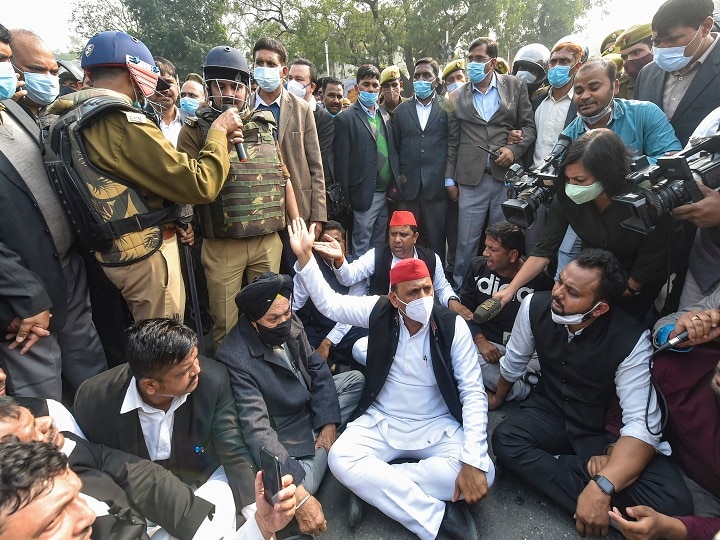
left=494, top=129, right=682, bottom=321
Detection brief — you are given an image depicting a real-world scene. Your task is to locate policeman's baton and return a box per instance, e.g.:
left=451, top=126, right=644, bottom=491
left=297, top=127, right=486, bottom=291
left=222, top=104, right=248, bottom=162
left=178, top=216, right=205, bottom=354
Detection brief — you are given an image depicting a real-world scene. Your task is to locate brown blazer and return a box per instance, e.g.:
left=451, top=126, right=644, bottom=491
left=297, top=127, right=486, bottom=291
left=277, top=88, right=327, bottom=222
left=445, top=73, right=536, bottom=186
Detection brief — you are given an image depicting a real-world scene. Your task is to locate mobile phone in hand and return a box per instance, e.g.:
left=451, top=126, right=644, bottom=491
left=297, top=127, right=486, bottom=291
left=260, top=447, right=281, bottom=505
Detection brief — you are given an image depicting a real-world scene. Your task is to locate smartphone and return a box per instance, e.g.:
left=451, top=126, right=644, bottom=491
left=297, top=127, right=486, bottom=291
left=260, top=447, right=282, bottom=505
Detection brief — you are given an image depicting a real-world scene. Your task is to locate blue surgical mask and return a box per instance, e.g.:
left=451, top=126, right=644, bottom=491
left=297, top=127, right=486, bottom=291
left=23, top=72, right=59, bottom=105
left=446, top=81, right=464, bottom=93
left=547, top=65, right=574, bottom=88
left=254, top=66, right=282, bottom=93
left=358, top=90, right=379, bottom=108
left=179, top=96, right=201, bottom=115
left=467, top=61, right=489, bottom=84
left=652, top=27, right=702, bottom=73
left=515, top=70, right=537, bottom=84
left=0, top=62, right=16, bottom=100
left=413, top=80, right=434, bottom=99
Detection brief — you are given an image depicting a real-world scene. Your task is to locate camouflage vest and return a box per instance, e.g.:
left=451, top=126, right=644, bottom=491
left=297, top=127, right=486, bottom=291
left=45, top=94, right=181, bottom=266
left=194, top=108, right=287, bottom=240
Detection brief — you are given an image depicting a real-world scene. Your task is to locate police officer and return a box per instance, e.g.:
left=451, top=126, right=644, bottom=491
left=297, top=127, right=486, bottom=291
left=47, top=31, right=243, bottom=323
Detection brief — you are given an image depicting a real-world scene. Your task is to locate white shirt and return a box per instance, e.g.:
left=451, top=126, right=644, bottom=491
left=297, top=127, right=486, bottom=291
left=253, top=92, right=282, bottom=109
left=686, top=104, right=720, bottom=148
left=532, top=88, right=573, bottom=169
left=334, top=247, right=458, bottom=307
left=120, top=378, right=189, bottom=461
left=415, top=95, right=434, bottom=130
left=500, top=294, right=671, bottom=454
left=159, top=107, right=184, bottom=148
left=292, top=257, right=368, bottom=344
left=295, top=256, right=492, bottom=472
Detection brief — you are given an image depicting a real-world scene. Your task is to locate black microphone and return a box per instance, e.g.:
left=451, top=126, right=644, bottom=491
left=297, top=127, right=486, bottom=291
left=537, top=134, right=572, bottom=173
left=222, top=104, right=247, bottom=162
left=473, top=298, right=503, bottom=324
left=655, top=330, right=690, bottom=354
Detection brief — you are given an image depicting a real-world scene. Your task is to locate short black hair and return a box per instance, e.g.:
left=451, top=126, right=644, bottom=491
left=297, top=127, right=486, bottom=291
left=0, top=24, right=11, bottom=45
left=252, top=37, right=288, bottom=65
left=0, top=441, right=68, bottom=527
left=468, top=37, right=499, bottom=59
left=154, top=56, right=177, bottom=79
left=573, top=249, right=628, bottom=304
left=0, top=397, right=22, bottom=424
left=356, top=63, right=381, bottom=84
left=558, top=129, right=632, bottom=198
left=485, top=221, right=526, bottom=257
left=653, top=0, right=713, bottom=36
left=87, top=66, right=127, bottom=82
left=321, top=76, right=343, bottom=93
left=291, top=57, right=317, bottom=85
left=578, top=57, right=617, bottom=82
left=125, top=317, right=198, bottom=381
left=323, top=220, right=345, bottom=235
left=414, top=57, right=440, bottom=78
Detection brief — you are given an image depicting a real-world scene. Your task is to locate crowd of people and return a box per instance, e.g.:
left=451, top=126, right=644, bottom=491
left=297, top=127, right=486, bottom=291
left=1, top=0, right=720, bottom=537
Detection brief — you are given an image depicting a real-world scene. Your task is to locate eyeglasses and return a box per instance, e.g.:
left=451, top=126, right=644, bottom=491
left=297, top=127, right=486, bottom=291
left=467, top=55, right=491, bottom=63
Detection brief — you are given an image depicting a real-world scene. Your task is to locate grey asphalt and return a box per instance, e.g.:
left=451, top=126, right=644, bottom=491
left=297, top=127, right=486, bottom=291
left=312, top=401, right=623, bottom=539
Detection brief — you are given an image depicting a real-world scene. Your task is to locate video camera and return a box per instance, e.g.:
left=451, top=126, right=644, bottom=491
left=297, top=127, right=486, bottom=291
left=613, top=135, right=720, bottom=234
left=499, top=135, right=572, bottom=228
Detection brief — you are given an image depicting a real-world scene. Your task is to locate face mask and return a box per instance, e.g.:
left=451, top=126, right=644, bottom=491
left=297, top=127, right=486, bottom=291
left=652, top=27, right=702, bottom=72
left=256, top=318, right=292, bottom=347
left=179, top=96, right=201, bottom=115
left=413, top=80, right=434, bottom=99
left=577, top=99, right=614, bottom=126
left=623, top=53, right=653, bottom=78
left=565, top=181, right=604, bottom=204
left=286, top=79, right=309, bottom=99
left=254, top=66, right=282, bottom=92
left=396, top=295, right=434, bottom=326
left=0, top=62, right=16, bottom=100
left=447, top=81, right=465, bottom=93
left=547, top=65, right=574, bottom=88
left=467, top=61, right=489, bottom=84
left=358, top=90, right=379, bottom=108
left=551, top=301, right=601, bottom=325
left=515, top=70, right=537, bottom=84
left=23, top=72, right=59, bottom=105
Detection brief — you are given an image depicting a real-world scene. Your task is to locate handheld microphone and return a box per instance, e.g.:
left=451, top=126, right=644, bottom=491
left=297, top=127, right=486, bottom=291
left=473, top=298, right=503, bottom=324
left=655, top=330, right=690, bottom=354
left=222, top=104, right=247, bottom=162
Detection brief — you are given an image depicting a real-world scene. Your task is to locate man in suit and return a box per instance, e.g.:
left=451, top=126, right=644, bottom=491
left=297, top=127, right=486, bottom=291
left=216, top=273, right=364, bottom=537
left=634, top=0, right=720, bottom=146
left=0, top=25, right=106, bottom=400
left=392, top=57, right=451, bottom=265
left=334, top=64, right=400, bottom=257
left=73, top=317, right=256, bottom=525
left=445, top=37, right=536, bottom=289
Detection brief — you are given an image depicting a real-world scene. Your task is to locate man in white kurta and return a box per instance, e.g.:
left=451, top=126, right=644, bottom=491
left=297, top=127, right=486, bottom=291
left=289, top=218, right=494, bottom=540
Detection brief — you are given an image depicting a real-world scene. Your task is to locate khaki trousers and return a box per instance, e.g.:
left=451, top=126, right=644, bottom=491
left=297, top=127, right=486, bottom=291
left=202, top=233, right=282, bottom=348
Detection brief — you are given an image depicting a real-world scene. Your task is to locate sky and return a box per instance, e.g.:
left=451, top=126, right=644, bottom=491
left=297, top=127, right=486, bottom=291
left=3, top=0, right=669, bottom=55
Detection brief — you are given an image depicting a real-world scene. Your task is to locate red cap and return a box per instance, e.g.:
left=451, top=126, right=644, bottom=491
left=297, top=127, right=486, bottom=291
left=390, top=258, right=430, bottom=286
left=389, top=210, right=417, bottom=227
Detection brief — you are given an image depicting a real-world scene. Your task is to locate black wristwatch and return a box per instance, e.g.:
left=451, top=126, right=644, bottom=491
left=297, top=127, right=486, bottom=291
left=592, top=474, right=616, bottom=496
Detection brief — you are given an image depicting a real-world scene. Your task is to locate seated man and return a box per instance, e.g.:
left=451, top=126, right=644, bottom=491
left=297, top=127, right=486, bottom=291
left=491, top=249, right=692, bottom=537
left=216, top=272, right=364, bottom=537
left=289, top=217, right=494, bottom=540
left=459, top=222, right=553, bottom=401
left=73, top=318, right=256, bottom=527
left=611, top=285, right=720, bottom=539
left=294, top=220, right=368, bottom=371
left=0, top=438, right=296, bottom=540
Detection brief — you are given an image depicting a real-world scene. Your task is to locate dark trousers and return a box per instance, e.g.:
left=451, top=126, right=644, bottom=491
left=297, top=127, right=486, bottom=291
left=492, top=396, right=693, bottom=517
left=399, top=194, right=448, bottom=267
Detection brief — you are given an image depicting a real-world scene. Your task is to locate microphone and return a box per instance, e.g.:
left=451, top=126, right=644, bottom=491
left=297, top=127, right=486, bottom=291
left=537, top=134, right=572, bottom=173
left=473, top=298, right=503, bottom=324
left=222, top=104, right=247, bottom=162
left=655, top=330, right=690, bottom=354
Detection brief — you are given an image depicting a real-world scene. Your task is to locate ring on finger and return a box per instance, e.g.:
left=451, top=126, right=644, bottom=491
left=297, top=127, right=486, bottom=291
left=692, top=315, right=701, bottom=321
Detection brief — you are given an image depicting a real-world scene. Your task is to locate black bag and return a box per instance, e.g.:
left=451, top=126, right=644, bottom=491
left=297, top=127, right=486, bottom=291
left=326, top=181, right=350, bottom=219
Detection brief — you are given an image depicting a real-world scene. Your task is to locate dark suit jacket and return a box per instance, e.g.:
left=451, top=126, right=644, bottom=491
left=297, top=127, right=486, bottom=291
left=392, top=94, right=449, bottom=201
left=333, top=101, right=400, bottom=212
left=73, top=358, right=256, bottom=510
left=634, top=43, right=720, bottom=145
left=314, top=105, right=335, bottom=186
left=0, top=99, right=67, bottom=332
left=445, top=73, right=536, bottom=185
left=523, top=89, right=578, bottom=169
left=215, top=314, right=341, bottom=485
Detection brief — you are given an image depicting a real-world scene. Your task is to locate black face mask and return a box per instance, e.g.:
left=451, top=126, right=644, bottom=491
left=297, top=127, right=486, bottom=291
left=256, top=318, right=292, bottom=347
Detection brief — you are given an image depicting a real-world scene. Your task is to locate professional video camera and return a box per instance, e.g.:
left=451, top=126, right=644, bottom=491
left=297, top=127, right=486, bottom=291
left=499, top=135, right=571, bottom=228
left=613, top=135, right=720, bottom=234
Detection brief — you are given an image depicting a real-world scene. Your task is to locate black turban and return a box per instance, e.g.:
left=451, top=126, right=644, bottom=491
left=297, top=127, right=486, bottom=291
left=235, top=272, right=293, bottom=321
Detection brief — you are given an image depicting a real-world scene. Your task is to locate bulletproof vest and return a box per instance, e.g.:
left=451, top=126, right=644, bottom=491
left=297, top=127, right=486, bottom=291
left=45, top=94, right=182, bottom=266
left=195, top=107, right=287, bottom=240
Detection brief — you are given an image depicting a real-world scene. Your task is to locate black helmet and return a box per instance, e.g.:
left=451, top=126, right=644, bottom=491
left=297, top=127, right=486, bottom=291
left=202, top=46, right=250, bottom=86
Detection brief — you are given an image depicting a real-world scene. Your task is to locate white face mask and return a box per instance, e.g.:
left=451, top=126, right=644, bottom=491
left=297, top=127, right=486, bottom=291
left=397, top=295, right=434, bottom=326
left=550, top=301, right=601, bottom=325
left=286, top=79, right=309, bottom=99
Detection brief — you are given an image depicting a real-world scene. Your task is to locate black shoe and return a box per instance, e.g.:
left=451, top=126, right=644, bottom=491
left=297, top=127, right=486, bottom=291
left=438, top=501, right=478, bottom=540
left=347, top=491, right=364, bottom=529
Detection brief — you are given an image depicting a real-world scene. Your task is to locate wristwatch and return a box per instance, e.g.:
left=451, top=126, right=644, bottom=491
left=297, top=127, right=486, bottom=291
left=592, top=474, right=616, bottom=496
